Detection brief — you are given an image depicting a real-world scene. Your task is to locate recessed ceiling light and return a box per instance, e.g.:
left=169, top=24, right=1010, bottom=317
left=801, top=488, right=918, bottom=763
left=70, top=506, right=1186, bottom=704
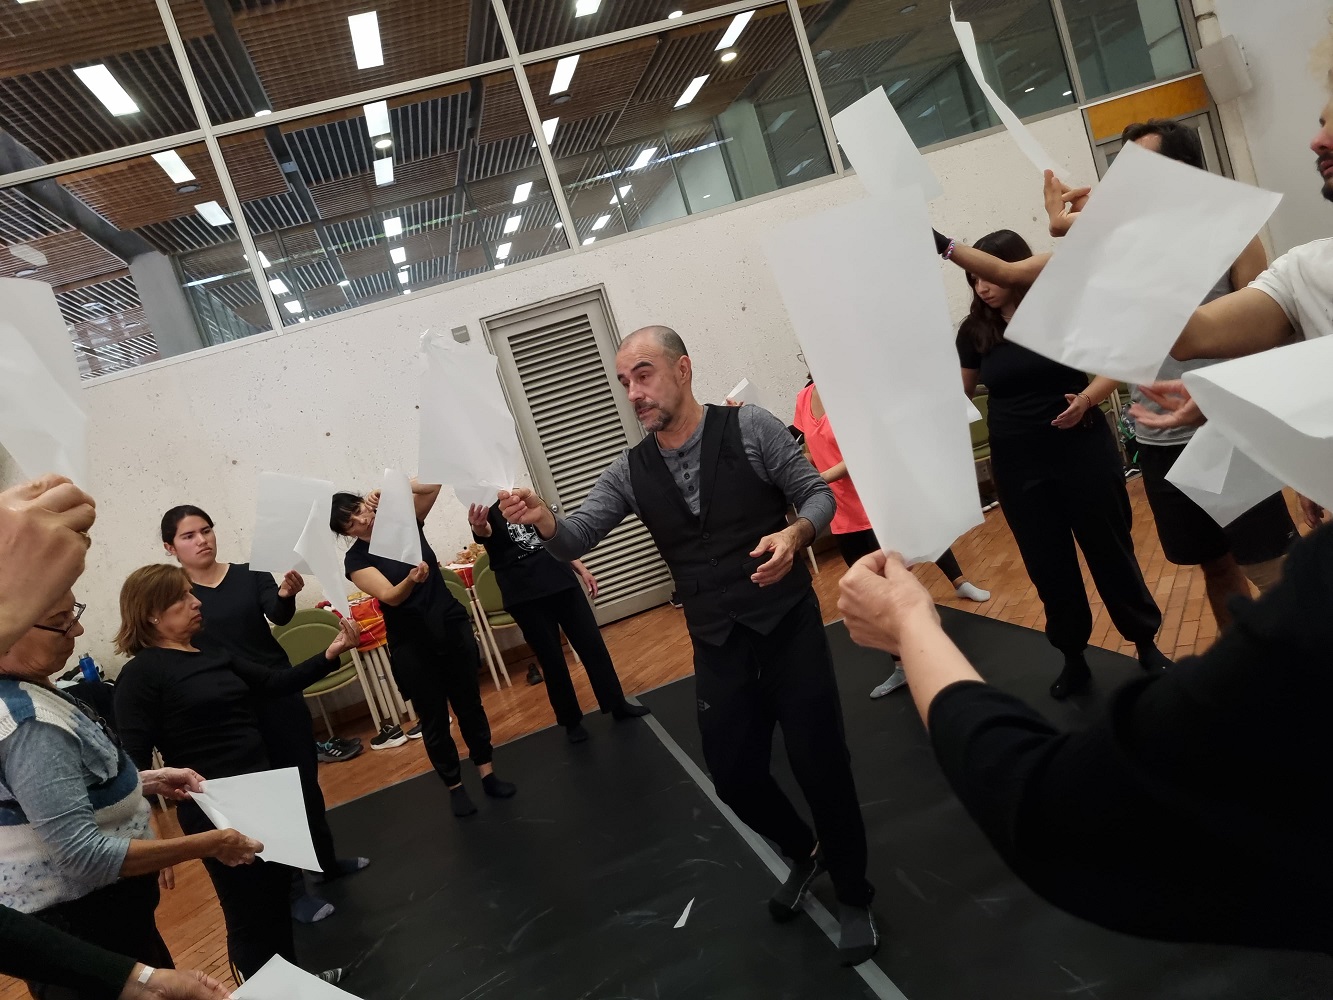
left=629, top=147, right=658, bottom=170
left=575, top=0, right=600, bottom=14
left=900, top=3, right=917, bottom=11
left=374, top=137, right=393, bottom=150
left=668, top=9, right=683, bottom=18
left=362, top=100, right=391, bottom=138
left=390, top=246, right=407, bottom=264
left=374, top=158, right=394, bottom=185
left=14, top=268, right=37, bottom=277
left=150, top=150, right=195, bottom=184
left=283, top=300, right=303, bottom=313
left=383, top=216, right=403, bottom=238
left=496, top=242, right=512, bottom=259
left=1063, top=90, right=1073, bottom=96
left=254, top=108, right=272, bottom=117
left=716, top=11, right=753, bottom=51
left=591, top=213, right=611, bottom=231
left=1024, top=86, right=1036, bottom=93
left=176, top=182, right=200, bottom=194
left=542, top=117, right=559, bottom=143
left=720, top=50, right=738, bottom=63
left=504, top=215, right=522, bottom=234
left=73, top=64, right=139, bottom=116
left=347, top=11, right=384, bottom=70
left=582, top=237, right=596, bottom=245
left=338, top=279, right=351, bottom=287
left=554, top=221, right=564, bottom=228
left=268, top=277, right=289, bottom=295
left=513, top=181, right=533, bottom=204
left=398, top=270, right=410, bottom=283
left=550, top=54, right=579, bottom=95
left=194, top=201, right=232, bottom=226
left=674, top=75, right=709, bottom=108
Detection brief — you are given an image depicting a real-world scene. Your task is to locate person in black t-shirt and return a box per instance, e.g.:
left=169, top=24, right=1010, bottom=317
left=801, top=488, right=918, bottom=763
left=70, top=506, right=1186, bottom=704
left=955, top=230, right=1168, bottom=699
left=332, top=481, right=516, bottom=818
left=467, top=503, right=648, bottom=743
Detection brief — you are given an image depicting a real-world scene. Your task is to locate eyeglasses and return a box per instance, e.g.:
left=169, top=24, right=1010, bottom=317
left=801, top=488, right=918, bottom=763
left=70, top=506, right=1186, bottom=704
left=32, top=603, right=86, bottom=637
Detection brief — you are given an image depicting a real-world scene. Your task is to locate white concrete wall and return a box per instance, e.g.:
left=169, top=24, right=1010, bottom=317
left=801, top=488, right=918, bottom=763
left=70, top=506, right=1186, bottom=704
left=63, top=110, right=1094, bottom=670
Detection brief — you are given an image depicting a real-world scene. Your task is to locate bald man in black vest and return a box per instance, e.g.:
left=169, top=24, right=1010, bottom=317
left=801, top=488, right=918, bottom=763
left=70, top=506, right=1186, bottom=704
left=498, top=326, right=878, bottom=967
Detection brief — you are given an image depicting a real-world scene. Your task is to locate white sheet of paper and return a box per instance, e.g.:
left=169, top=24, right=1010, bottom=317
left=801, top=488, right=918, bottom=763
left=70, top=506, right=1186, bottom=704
left=763, top=193, right=982, bottom=562
left=965, top=397, right=983, bottom=424
left=293, top=498, right=350, bottom=618
left=1182, top=335, right=1333, bottom=510
left=674, top=897, right=695, bottom=929
left=832, top=87, right=942, bottom=202
left=0, top=279, right=88, bottom=485
left=417, top=331, right=525, bottom=507
left=368, top=468, right=422, bottom=566
left=249, top=473, right=334, bottom=574
left=1165, top=423, right=1286, bottom=526
left=192, top=768, right=320, bottom=872
left=728, top=378, right=751, bottom=402
left=950, top=5, right=1064, bottom=177
left=1006, top=142, right=1282, bottom=384
left=234, top=956, right=364, bottom=1000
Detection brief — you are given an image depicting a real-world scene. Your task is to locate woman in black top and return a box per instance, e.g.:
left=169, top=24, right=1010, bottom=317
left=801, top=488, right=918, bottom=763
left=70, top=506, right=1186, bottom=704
left=160, top=505, right=368, bottom=924
left=957, top=230, right=1168, bottom=698
left=468, top=503, right=648, bottom=743
left=837, top=526, right=1333, bottom=955
left=113, top=564, right=359, bottom=985
left=333, top=480, right=516, bottom=819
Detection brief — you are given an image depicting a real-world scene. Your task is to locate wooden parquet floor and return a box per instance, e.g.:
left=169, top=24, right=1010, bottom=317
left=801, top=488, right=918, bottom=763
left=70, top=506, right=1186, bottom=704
left=4, top=478, right=1309, bottom=996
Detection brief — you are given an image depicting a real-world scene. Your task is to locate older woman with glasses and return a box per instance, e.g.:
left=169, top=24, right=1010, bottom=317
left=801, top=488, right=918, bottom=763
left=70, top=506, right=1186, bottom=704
left=0, top=590, right=263, bottom=1000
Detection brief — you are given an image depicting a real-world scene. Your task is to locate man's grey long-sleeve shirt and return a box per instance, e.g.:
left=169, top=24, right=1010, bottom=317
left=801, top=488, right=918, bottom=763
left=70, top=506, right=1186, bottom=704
left=544, top=404, right=835, bottom=561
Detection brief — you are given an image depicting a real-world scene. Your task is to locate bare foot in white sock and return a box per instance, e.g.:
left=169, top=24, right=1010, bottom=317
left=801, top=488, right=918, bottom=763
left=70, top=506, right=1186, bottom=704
left=954, top=581, right=991, bottom=602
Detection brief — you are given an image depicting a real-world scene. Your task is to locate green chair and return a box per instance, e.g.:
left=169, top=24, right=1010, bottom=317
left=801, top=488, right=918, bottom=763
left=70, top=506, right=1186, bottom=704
left=275, top=614, right=360, bottom=739
left=970, top=395, right=993, bottom=488
left=451, top=572, right=508, bottom=691
left=271, top=606, right=341, bottom=643
left=472, top=551, right=490, bottom=579
left=440, top=565, right=467, bottom=589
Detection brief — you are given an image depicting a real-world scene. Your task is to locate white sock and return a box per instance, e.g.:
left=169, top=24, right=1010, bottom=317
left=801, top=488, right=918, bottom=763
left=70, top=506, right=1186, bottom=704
left=955, top=581, right=990, bottom=602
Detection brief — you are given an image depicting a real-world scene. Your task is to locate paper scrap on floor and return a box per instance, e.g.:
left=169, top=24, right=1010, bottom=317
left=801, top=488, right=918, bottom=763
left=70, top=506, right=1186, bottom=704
left=0, top=278, right=88, bottom=485
left=417, top=330, right=526, bottom=506
left=192, top=767, right=321, bottom=872
left=763, top=191, right=982, bottom=563
left=369, top=468, right=423, bottom=566
left=1165, top=423, right=1286, bottom=527
left=234, top=956, right=364, bottom=999
left=674, top=898, right=695, bottom=929
left=294, top=498, right=351, bottom=618
left=1181, top=334, right=1333, bottom=511
left=249, top=472, right=334, bottom=574
left=1005, top=141, right=1281, bottom=384
left=832, top=87, right=942, bottom=203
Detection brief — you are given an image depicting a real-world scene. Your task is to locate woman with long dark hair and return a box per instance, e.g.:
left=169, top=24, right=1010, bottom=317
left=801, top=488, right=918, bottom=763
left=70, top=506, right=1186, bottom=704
left=957, top=230, right=1169, bottom=698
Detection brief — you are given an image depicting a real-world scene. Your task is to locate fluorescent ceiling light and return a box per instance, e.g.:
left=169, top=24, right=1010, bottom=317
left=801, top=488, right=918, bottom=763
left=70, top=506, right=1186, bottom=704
left=1062, top=90, right=1073, bottom=97
left=403, top=288, right=412, bottom=294
left=550, top=54, right=579, bottom=95
left=194, top=201, right=232, bottom=226
left=496, top=242, right=512, bottom=259
left=338, top=279, right=351, bottom=287
left=268, top=277, right=289, bottom=295
left=390, top=246, right=407, bottom=264
left=610, top=183, right=632, bottom=203
left=347, top=11, right=384, bottom=70
left=362, top=100, right=391, bottom=137
left=629, top=147, right=658, bottom=170
left=541, top=117, right=559, bottom=144
left=150, top=150, right=195, bottom=184
left=374, top=137, right=393, bottom=150
left=398, top=270, right=410, bottom=284
left=675, top=75, right=708, bottom=108
left=766, top=110, right=793, bottom=134
left=1024, top=86, right=1035, bottom=93
left=283, top=300, right=303, bottom=313
left=504, top=215, right=522, bottom=234
left=786, top=158, right=813, bottom=177
left=917, top=105, right=936, bottom=118
left=244, top=251, right=273, bottom=268
left=494, top=262, right=506, bottom=269
left=513, top=181, right=533, bottom=204
left=73, top=64, right=139, bottom=116
left=574, top=0, right=600, bottom=15
left=582, top=237, right=596, bottom=245
left=716, top=10, right=753, bottom=51
left=374, top=158, right=394, bottom=185
left=591, top=214, right=611, bottom=231
left=383, top=216, right=403, bottom=238
left=887, top=78, right=910, bottom=96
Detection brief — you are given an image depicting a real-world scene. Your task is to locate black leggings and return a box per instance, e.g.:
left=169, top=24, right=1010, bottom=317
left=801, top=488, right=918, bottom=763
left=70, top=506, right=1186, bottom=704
left=507, top=586, right=628, bottom=728
left=835, top=529, right=964, bottom=582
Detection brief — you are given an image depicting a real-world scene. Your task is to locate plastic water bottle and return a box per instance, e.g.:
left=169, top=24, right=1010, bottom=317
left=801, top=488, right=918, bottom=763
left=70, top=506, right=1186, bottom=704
left=78, top=654, right=99, bottom=683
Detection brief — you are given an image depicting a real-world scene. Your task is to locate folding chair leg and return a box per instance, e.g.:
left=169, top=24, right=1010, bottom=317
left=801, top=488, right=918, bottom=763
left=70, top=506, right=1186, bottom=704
left=467, top=597, right=503, bottom=691
left=806, top=546, right=819, bottom=576
left=318, top=698, right=333, bottom=740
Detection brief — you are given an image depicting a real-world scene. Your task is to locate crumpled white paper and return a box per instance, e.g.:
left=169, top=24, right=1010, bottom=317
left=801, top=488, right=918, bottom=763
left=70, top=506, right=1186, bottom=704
left=191, top=767, right=320, bottom=871
left=368, top=468, right=422, bottom=566
left=249, top=472, right=333, bottom=574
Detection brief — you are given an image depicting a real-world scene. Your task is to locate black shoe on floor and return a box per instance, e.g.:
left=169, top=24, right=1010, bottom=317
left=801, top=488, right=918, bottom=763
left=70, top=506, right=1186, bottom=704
left=482, top=773, right=517, bottom=799
left=611, top=701, right=650, bottom=720
left=449, top=785, right=478, bottom=817
left=669, top=591, right=683, bottom=609
left=526, top=665, right=544, bottom=686
left=768, top=854, right=824, bottom=923
left=1136, top=642, right=1173, bottom=673
left=318, top=969, right=345, bottom=985
left=406, top=723, right=423, bottom=740
left=370, top=723, right=408, bottom=750
left=838, top=905, right=881, bottom=967
left=1050, top=656, right=1092, bottom=700
left=566, top=723, right=589, bottom=744
left=316, top=740, right=362, bottom=763
left=334, top=736, right=362, bottom=750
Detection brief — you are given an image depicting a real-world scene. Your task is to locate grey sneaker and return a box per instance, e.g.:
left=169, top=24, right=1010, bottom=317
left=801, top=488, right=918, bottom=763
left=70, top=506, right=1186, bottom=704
left=768, top=853, right=825, bottom=922
left=318, top=969, right=345, bottom=985
left=838, top=905, right=881, bottom=967
left=869, top=666, right=907, bottom=699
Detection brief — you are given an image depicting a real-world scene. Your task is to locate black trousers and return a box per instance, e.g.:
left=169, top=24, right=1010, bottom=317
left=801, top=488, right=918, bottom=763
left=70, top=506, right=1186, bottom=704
left=693, top=591, right=873, bottom=908
left=177, top=800, right=295, bottom=982
left=507, top=586, right=628, bottom=728
left=30, top=875, right=173, bottom=999
left=256, top=694, right=338, bottom=875
left=991, top=420, right=1161, bottom=655
left=835, top=529, right=964, bottom=581
left=390, top=617, right=494, bottom=786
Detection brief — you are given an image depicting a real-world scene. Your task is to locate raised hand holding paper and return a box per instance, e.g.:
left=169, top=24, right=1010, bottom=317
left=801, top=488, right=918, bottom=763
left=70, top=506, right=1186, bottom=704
left=1166, top=423, right=1286, bottom=527
left=417, top=331, right=525, bottom=506
left=1005, top=141, right=1281, bottom=384
left=234, top=956, right=364, bottom=999
left=832, top=87, right=942, bottom=202
left=250, top=473, right=334, bottom=574
left=294, top=498, right=350, bottom=618
left=191, top=768, right=321, bottom=872
left=368, top=468, right=422, bottom=566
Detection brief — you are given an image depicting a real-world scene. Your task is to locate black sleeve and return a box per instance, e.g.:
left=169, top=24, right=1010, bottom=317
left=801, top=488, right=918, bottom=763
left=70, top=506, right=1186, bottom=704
left=0, top=904, right=134, bottom=998
left=343, top=544, right=371, bottom=579
left=227, top=651, right=339, bottom=698
left=111, top=662, right=160, bottom=773
left=475, top=506, right=505, bottom=553
left=956, top=327, right=982, bottom=370
left=254, top=570, right=296, bottom=627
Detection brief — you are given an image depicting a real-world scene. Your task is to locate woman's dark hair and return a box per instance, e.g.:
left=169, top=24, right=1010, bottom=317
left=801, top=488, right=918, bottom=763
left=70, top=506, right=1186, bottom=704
left=329, top=492, right=363, bottom=535
left=160, top=505, right=213, bottom=546
left=959, top=229, right=1034, bottom=355
left=1121, top=118, right=1205, bottom=170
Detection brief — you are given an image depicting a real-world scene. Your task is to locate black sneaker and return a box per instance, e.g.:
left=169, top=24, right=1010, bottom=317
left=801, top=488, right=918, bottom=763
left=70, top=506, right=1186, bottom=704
left=668, top=591, right=683, bottom=609
left=370, top=723, right=408, bottom=750
left=769, top=854, right=825, bottom=922
left=334, top=736, right=362, bottom=750
left=838, top=905, right=881, bottom=967
left=406, top=723, right=423, bottom=740
left=316, top=740, right=363, bottom=763
left=318, top=969, right=345, bottom=985
left=526, top=664, right=543, bottom=686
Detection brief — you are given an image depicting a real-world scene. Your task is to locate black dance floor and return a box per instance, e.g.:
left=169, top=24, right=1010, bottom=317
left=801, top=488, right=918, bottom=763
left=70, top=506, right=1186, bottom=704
left=300, top=608, right=1331, bottom=999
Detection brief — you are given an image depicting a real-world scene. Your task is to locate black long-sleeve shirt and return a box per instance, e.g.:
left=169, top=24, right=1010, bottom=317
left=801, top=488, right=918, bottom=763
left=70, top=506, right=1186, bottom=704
left=929, top=521, right=1333, bottom=953
left=192, top=562, right=296, bottom=671
left=113, top=646, right=337, bottom=777
left=0, top=903, right=133, bottom=997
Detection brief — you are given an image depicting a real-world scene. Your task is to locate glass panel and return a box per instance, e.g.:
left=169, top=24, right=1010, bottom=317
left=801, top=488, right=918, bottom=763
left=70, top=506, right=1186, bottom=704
left=803, top=0, right=1075, bottom=150
left=1, top=143, right=272, bottom=379
left=502, top=0, right=723, bottom=53
left=0, top=0, right=200, bottom=166
left=215, top=72, right=569, bottom=327
left=532, top=4, right=833, bottom=244
left=1063, top=0, right=1193, bottom=100
left=166, top=0, right=508, bottom=125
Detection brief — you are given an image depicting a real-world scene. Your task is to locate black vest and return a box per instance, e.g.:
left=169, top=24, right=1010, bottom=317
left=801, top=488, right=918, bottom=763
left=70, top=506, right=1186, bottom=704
left=628, top=405, right=811, bottom=646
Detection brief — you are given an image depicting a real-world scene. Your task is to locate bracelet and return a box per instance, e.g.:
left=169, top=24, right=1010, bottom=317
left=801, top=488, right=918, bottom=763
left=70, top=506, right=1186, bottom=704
left=137, top=966, right=156, bottom=985
left=1077, top=392, right=1092, bottom=408
left=943, top=239, right=957, bottom=261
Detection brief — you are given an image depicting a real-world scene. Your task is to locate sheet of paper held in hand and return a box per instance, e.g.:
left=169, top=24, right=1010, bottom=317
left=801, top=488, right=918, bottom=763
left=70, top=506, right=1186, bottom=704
left=249, top=472, right=334, bottom=574
left=0, top=278, right=88, bottom=485
left=234, top=956, right=364, bottom=999
left=1165, top=423, right=1286, bottom=527
left=417, top=331, right=526, bottom=506
left=1005, top=141, right=1282, bottom=384
left=832, top=87, right=943, bottom=203
left=191, top=767, right=321, bottom=872
left=1181, top=335, right=1333, bottom=511
left=293, top=498, right=351, bottom=618
left=763, top=192, right=982, bottom=563
left=368, top=467, right=422, bottom=566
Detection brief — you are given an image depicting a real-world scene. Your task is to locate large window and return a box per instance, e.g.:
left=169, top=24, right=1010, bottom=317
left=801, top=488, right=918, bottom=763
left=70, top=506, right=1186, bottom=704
left=1064, top=0, right=1193, bottom=99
